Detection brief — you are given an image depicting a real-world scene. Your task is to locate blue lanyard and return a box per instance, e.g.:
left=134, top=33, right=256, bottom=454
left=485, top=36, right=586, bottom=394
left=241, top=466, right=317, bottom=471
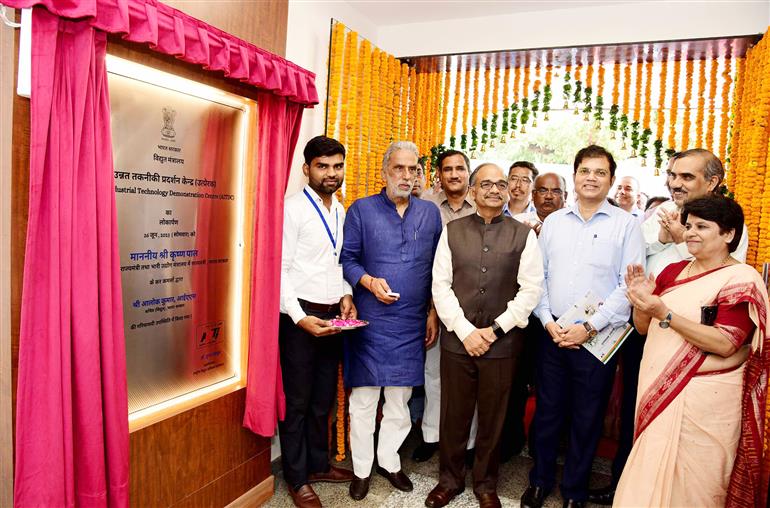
left=303, top=189, right=339, bottom=255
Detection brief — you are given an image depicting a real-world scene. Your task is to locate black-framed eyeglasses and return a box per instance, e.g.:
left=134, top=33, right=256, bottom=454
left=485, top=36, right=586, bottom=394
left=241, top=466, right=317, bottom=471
left=479, top=180, right=509, bottom=191
left=534, top=187, right=564, bottom=196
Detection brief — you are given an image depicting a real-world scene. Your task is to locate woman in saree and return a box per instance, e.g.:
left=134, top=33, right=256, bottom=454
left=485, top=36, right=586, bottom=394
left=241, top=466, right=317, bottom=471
left=614, top=196, right=769, bottom=507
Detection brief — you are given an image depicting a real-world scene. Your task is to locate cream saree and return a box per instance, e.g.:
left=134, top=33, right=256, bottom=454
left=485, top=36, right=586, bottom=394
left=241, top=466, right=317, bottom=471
left=614, top=263, right=769, bottom=508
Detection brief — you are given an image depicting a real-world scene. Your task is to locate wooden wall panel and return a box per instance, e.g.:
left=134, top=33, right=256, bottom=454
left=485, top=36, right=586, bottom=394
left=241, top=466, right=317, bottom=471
left=130, top=389, right=270, bottom=508
left=10, top=1, right=290, bottom=505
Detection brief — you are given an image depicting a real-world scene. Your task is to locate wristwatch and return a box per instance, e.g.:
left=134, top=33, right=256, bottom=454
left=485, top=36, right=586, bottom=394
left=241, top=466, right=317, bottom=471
left=491, top=321, right=506, bottom=339
left=583, top=321, right=598, bottom=338
left=659, top=310, right=673, bottom=328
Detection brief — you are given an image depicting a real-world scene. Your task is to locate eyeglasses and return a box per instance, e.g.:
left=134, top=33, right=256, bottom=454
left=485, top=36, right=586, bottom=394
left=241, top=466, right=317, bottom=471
left=479, top=180, right=509, bottom=191
left=576, top=167, right=610, bottom=178
left=534, top=187, right=564, bottom=196
left=508, top=176, right=532, bottom=186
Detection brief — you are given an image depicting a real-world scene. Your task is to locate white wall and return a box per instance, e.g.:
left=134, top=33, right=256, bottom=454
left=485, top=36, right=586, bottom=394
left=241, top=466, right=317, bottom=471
left=285, top=1, right=382, bottom=196
left=378, top=1, right=768, bottom=58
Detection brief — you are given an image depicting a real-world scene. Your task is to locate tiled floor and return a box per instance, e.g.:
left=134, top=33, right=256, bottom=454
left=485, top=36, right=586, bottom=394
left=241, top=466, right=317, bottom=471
left=263, top=427, right=612, bottom=507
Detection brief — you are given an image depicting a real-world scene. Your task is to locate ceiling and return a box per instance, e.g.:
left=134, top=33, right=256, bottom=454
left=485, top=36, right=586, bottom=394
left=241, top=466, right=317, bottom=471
left=345, top=0, right=638, bottom=26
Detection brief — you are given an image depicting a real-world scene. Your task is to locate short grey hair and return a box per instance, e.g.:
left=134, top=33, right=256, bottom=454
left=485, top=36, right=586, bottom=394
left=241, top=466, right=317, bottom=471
left=671, top=148, right=724, bottom=187
left=469, top=162, right=504, bottom=186
left=534, top=172, right=567, bottom=190
left=382, top=141, right=420, bottom=171
left=619, top=175, right=640, bottom=189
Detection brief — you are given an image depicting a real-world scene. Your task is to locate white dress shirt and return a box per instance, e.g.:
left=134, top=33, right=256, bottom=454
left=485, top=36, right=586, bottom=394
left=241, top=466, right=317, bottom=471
left=280, top=185, right=352, bottom=323
left=642, top=199, right=748, bottom=277
left=432, top=222, right=544, bottom=341
left=512, top=210, right=542, bottom=228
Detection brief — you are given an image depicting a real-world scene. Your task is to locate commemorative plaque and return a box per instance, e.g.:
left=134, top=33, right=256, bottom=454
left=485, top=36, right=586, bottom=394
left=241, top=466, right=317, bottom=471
left=107, top=57, right=253, bottom=416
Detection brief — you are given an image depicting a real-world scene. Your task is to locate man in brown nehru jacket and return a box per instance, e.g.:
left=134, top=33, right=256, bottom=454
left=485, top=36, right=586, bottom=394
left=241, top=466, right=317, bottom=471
left=427, top=163, right=544, bottom=508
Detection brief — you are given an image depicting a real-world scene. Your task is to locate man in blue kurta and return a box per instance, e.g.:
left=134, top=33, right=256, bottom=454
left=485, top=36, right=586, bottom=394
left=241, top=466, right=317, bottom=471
left=341, top=141, right=442, bottom=501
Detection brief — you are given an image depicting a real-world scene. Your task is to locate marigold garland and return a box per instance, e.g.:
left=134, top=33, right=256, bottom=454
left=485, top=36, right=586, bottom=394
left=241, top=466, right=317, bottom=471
left=668, top=58, right=681, bottom=153
left=563, top=63, right=572, bottom=109
left=631, top=60, right=643, bottom=154
left=718, top=56, right=732, bottom=164
left=609, top=62, right=620, bottom=134
left=334, top=363, right=346, bottom=461
left=400, top=63, right=409, bottom=141
left=408, top=65, right=417, bottom=142
left=695, top=58, right=707, bottom=147
left=326, top=22, right=345, bottom=138
left=491, top=56, right=501, bottom=142
left=440, top=59, right=451, bottom=149
left=594, top=63, right=606, bottom=126
left=360, top=42, right=372, bottom=195
left=450, top=60, right=461, bottom=147
left=621, top=62, right=631, bottom=144
left=461, top=59, right=471, bottom=149
left=654, top=58, right=668, bottom=169
left=543, top=64, right=553, bottom=118
left=705, top=56, right=719, bottom=152
left=471, top=64, right=480, bottom=149
left=726, top=57, right=745, bottom=191
left=501, top=56, right=511, bottom=139
left=682, top=59, right=694, bottom=150
left=481, top=59, right=491, bottom=148
left=520, top=58, right=531, bottom=132
left=639, top=57, right=653, bottom=163
left=573, top=62, right=583, bottom=107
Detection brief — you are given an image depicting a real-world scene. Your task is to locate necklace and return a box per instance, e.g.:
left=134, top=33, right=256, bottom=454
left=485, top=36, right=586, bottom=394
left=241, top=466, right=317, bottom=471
left=686, top=253, right=732, bottom=278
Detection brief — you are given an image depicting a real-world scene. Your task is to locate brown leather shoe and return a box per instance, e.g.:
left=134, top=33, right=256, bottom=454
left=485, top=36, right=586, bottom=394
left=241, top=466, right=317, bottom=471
left=375, top=466, right=413, bottom=492
left=425, top=484, right=464, bottom=508
left=349, top=476, right=371, bottom=501
left=475, top=491, right=502, bottom=508
left=287, top=484, right=322, bottom=508
left=308, top=465, right=355, bottom=483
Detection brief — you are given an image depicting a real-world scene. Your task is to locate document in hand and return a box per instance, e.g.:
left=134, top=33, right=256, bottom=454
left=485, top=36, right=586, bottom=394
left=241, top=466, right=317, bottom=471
left=555, top=290, right=634, bottom=364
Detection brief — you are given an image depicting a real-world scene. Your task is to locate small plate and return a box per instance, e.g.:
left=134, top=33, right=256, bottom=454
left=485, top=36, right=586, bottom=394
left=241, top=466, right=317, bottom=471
left=329, top=318, right=369, bottom=330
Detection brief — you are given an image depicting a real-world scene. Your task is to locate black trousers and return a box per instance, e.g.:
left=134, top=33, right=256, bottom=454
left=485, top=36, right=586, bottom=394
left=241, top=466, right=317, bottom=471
left=500, top=316, right=542, bottom=457
left=610, top=328, right=646, bottom=485
left=439, top=350, right=516, bottom=494
left=529, top=330, right=618, bottom=501
left=277, top=312, right=342, bottom=489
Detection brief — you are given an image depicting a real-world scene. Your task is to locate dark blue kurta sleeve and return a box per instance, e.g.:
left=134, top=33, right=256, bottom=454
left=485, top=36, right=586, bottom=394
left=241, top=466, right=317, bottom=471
left=341, top=201, right=366, bottom=288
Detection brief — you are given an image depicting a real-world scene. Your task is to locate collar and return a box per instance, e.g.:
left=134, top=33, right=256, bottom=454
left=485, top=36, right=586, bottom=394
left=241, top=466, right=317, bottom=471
left=436, top=190, right=474, bottom=210
left=304, top=185, right=339, bottom=209
left=472, top=211, right=505, bottom=224
left=379, top=187, right=412, bottom=213
left=567, top=199, right=614, bottom=221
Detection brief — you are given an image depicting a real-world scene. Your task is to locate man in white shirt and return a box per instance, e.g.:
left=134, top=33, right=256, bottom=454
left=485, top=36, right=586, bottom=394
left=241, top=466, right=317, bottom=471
left=613, top=176, right=643, bottom=221
left=643, top=148, right=748, bottom=276
left=504, top=161, right=538, bottom=217
left=279, top=136, right=356, bottom=508
left=428, top=163, right=543, bottom=508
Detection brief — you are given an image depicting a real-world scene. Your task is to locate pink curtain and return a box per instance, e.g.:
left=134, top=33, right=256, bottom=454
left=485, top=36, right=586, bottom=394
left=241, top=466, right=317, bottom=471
left=14, top=8, right=128, bottom=507
left=242, top=92, right=304, bottom=436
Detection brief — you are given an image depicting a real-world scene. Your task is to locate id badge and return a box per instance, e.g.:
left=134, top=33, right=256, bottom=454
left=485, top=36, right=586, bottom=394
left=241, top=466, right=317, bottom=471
left=327, top=265, right=344, bottom=299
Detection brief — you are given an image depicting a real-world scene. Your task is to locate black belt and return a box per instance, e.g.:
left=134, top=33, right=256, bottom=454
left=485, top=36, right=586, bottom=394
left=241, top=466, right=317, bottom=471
left=298, top=298, right=338, bottom=313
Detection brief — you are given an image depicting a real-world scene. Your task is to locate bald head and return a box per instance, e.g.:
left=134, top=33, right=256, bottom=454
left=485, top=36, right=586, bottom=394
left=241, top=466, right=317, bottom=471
left=614, top=175, right=640, bottom=212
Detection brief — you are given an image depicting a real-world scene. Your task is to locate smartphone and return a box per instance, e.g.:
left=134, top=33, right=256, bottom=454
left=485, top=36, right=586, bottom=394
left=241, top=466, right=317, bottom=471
left=701, top=305, right=718, bottom=326
left=385, top=291, right=400, bottom=298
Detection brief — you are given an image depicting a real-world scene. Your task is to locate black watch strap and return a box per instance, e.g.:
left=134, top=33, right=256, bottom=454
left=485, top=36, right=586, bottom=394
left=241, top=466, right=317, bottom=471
left=491, top=322, right=506, bottom=339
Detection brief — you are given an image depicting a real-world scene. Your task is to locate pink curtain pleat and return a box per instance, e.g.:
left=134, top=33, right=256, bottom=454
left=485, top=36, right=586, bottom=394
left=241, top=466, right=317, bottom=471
left=242, top=93, right=305, bottom=436
left=14, top=8, right=129, bottom=508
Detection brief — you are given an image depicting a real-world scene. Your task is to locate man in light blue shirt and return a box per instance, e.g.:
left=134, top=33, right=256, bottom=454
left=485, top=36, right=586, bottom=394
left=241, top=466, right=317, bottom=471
left=521, top=145, right=644, bottom=508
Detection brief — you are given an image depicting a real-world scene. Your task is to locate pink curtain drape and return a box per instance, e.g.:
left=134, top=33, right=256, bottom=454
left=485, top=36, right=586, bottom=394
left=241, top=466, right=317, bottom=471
left=242, top=92, right=304, bottom=436
left=8, top=0, right=315, bottom=503
left=14, top=8, right=129, bottom=507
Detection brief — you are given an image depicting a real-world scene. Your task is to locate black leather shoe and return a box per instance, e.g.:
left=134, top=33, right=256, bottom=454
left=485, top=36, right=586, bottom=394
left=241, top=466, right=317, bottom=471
left=412, top=441, right=439, bottom=462
left=520, top=485, right=546, bottom=508
left=562, top=499, right=586, bottom=508
left=349, top=476, right=370, bottom=500
left=587, top=485, right=615, bottom=505
left=375, top=466, right=413, bottom=492
left=425, top=484, right=464, bottom=508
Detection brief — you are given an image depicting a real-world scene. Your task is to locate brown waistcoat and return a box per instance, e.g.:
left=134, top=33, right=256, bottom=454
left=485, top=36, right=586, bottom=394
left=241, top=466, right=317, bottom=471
left=441, top=213, right=531, bottom=358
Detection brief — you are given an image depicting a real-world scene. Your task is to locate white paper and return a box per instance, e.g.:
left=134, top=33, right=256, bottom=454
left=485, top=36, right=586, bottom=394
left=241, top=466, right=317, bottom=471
left=556, top=290, right=633, bottom=364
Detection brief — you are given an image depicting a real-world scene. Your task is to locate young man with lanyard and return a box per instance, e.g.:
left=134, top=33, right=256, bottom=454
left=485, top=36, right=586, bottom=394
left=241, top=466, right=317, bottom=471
left=279, top=136, right=356, bottom=508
